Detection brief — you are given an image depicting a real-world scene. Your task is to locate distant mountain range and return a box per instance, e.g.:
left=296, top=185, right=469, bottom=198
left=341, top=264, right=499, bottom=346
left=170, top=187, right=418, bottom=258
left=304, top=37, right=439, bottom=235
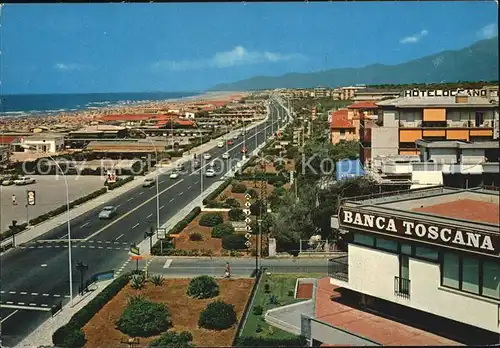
left=209, top=37, right=498, bottom=91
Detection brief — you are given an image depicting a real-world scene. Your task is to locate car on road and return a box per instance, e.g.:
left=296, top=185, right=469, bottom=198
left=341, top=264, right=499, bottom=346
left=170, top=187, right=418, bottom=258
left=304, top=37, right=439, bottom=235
left=217, top=141, right=224, bottom=148
left=205, top=168, right=216, bottom=177
left=169, top=170, right=180, bottom=179
left=227, top=140, right=233, bottom=145
left=222, top=152, right=230, bottom=159
left=233, top=134, right=238, bottom=139
left=14, top=176, right=36, bottom=185
left=99, top=206, right=117, bottom=219
left=142, top=178, right=156, bottom=188
left=203, top=153, right=211, bottom=160
left=175, top=163, right=185, bottom=171
left=193, top=159, right=201, bottom=169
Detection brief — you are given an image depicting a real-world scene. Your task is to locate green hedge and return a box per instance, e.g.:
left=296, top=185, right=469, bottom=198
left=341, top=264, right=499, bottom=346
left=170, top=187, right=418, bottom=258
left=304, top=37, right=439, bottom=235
left=27, top=187, right=108, bottom=226
left=202, top=178, right=233, bottom=205
left=235, top=336, right=308, bottom=347
left=151, top=207, right=201, bottom=256
left=106, top=176, right=134, bottom=190
left=52, top=272, right=132, bottom=346
left=221, top=234, right=247, bottom=250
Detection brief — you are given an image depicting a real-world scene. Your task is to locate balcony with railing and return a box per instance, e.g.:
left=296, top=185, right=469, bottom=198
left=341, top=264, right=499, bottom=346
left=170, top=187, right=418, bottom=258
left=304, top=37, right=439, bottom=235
left=399, top=120, right=422, bottom=128
left=394, top=276, right=411, bottom=299
left=328, top=256, right=349, bottom=282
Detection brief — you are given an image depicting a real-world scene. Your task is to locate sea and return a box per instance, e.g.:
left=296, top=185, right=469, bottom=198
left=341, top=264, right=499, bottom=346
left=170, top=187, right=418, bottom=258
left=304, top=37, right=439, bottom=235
left=0, top=91, right=201, bottom=118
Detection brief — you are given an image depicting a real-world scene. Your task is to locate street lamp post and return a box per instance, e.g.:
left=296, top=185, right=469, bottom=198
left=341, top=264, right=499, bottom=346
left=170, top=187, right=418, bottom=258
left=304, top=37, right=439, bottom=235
left=132, top=128, right=160, bottom=230
left=21, top=145, right=74, bottom=305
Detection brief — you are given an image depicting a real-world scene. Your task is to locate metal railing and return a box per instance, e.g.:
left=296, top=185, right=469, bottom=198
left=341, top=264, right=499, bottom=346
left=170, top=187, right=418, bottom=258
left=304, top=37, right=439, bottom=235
left=328, top=256, right=349, bottom=282
left=394, top=276, right=411, bottom=299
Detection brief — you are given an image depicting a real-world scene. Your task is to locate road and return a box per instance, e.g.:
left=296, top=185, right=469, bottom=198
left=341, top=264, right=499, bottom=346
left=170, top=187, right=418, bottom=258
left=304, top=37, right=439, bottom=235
left=145, top=257, right=330, bottom=278
left=0, top=99, right=289, bottom=347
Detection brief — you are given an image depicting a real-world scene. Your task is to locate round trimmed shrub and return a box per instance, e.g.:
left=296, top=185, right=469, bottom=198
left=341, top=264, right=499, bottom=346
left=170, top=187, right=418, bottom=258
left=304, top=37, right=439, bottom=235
left=187, top=275, right=220, bottom=299
left=225, top=198, right=240, bottom=208
left=198, top=300, right=237, bottom=330
left=222, top=234, right=247, bottom=250
left=273, top=187, right=286, bottom=196
left=62, top=328, right=86, bottom=348
left=231, top=183, right=247, bottom=193
left=246, top=188, right=259, bottom=199
left=189, top=232, right=204, bottom=241
left=211, top=223, right=235, bottom=238
left=250, top=200, right=266, bottom=216
left=116, top=296, right=172, bottom=337
left=199, top=213, right=223, bottom=227
left=228, top=208, right=245, bottom=221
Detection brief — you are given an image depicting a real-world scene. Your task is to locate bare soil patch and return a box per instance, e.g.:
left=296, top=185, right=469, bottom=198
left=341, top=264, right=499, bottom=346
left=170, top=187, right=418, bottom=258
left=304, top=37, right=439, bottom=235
left=296, top=283, right=313, bottom=299
left=83, top=278, right=254, bottom=348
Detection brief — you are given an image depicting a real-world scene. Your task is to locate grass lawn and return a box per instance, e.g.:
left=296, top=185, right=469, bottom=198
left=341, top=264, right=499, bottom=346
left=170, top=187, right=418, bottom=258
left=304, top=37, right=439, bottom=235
left=239, top=273, right=322, bottom=339
left=83, top=278, right=253, bottom=348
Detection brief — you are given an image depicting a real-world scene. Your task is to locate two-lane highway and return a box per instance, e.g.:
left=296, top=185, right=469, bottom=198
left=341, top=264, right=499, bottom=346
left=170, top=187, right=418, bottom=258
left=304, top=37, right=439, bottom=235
left=0, top=99, right=289, bottom=347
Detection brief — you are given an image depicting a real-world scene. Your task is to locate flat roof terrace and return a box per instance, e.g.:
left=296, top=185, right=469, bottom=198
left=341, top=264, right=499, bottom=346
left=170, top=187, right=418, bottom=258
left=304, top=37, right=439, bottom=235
left=340, top=187, right=499, bottom=258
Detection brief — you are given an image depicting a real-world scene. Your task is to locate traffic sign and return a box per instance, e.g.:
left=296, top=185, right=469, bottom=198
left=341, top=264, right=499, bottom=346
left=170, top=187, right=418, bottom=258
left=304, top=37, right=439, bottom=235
left=244, top=193, right=252, bottom=200
left=130, top=244, right=140, bottom=255
left=245, top=233, right=252, bottom=239
left=27, top=190, right=36, bottom=206
left=245, top=217, right=252, bottom=224
left=245, top=241, right=252, bottom=247
left=157, top=228, right=167, bottom=240
left=245, top=201, right=251, bottom=208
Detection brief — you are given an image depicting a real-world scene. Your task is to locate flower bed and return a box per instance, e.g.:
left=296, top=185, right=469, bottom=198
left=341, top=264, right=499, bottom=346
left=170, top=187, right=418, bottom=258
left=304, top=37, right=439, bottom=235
left=81, top=278, right=254, bottom=348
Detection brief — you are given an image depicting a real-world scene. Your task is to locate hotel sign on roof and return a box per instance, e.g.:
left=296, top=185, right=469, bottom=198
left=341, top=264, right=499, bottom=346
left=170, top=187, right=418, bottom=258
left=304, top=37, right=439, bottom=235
left=338, top=207, right=499, bottom=258
left=402, top=89, right=488, bottom=98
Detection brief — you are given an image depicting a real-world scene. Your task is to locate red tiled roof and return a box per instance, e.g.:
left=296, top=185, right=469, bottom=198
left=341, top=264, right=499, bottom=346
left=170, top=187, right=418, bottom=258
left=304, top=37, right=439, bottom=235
left=156, top=119, right=195, bottom=127
left=99, top=114, right=154, bottom=121
left=0, top=135, right=19, bottom=145
left=330, top=110, right=354, bottom=129
left=413, top=199, right=499, bottom=224
left=315, top=278, right=460, bottom=346
left=348, top=101, right=378, bottom=109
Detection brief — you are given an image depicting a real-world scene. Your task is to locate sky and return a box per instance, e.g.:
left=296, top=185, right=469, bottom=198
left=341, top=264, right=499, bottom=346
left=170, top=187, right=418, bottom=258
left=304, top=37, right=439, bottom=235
left=1, top=2, right=498, bottom=95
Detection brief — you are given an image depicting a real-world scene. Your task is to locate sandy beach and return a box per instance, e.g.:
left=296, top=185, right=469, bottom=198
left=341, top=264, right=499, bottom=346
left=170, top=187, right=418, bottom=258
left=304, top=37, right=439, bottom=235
left=0, top=91, right=248, bottom=133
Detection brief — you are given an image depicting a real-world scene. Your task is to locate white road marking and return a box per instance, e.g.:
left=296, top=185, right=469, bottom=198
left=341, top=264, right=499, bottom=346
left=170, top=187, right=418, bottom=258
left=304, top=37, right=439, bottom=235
left=159, top=205, right=165, bottom=210
left=132, top=223, right=140, bottom=229
left=9, top=291, right=15, bottom=294
left=169, top=198, right=175, bottom=202
left=42, top=293, right=49, bottom=297
left=41, top=264, right=47, bottom=267
left=178, top=192, right=183, bottom=196
left=80, top=222, right=89, bottom=228
left=41, top=304, right=48, bottom=307
left=6, top=301, right=13, bottom=304
left=53, top=294, right=60, bottom=297
left=20, top=292, right=27, bottom=295
left=31, top=292, right=38, bottom=296
left=163, top=259, right=173, bottom=268
left=159, top=180, right=164, bottom=184
left=116, top=204, right=121, bottom=208
left=139, top=192, right=144, bottom=195
left=126, top=197, right=133, bottom=202
left=0, top=291, right=4, bottom=294
left=194, top=180, right=199, bottom=185
left=18, top=302, right=25, bottom=305
left=0, top=309, right=18, bottom=323
left=146, top=213, right=153, bottom=219
left=85, top=179, right=185, bottom=241
left=0, top=304, right=51, bottom=312
left=115, top=234, right=124, bottom=241
left=58, top=234, right=68, bottom=240
left=29, top=303, right=36, bottom=306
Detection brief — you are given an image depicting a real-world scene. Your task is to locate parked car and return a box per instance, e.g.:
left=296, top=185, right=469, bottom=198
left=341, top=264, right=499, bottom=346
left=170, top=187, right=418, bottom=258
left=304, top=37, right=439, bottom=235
left=175, top=163, right=185, bottom=171
left=203, top=153, right=212, bottom=160
left=222, top=152, right=230, bottom=159
left=227, top=140, right=234, bottom=145
left=99, top=206, right=117, bottom=219
left=233, top=134, right=238, bottom=139
left=169, top=170, right=180, bottom=179
left=217, top=141, right=224, bottom=148
left=1, top=177, right=14, bottom=186
left=205, top=168, right=216, bottom=177
left=14, top=177, right=36, bottom=185
left=142, top=178, right=155, bottom=188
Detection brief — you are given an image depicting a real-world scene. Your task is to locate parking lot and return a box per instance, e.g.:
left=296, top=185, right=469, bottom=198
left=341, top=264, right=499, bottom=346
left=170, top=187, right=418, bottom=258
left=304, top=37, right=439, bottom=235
left=0, top=175, right=104, bottom=232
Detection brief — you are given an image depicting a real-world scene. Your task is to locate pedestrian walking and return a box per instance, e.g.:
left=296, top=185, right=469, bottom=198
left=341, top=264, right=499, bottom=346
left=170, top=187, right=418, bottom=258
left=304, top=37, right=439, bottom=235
left=12, top=194, right=17, bottom=205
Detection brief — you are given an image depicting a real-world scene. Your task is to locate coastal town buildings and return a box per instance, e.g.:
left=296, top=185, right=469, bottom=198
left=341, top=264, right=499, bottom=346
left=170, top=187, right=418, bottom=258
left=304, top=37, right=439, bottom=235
left=351, top=88, right=401, bottom=102
left=327, top=186, right=499, bottom=346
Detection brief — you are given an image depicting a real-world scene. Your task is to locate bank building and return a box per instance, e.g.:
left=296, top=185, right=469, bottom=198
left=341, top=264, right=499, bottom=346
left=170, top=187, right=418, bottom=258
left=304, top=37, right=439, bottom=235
left=305, top=186, right=499, bottom=346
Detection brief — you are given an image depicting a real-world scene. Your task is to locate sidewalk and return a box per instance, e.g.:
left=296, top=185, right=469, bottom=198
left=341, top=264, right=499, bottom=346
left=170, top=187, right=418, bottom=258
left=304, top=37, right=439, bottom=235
left=0, top=118, right=268, bottom=254
left=16, top=279, right=114, bottom=348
